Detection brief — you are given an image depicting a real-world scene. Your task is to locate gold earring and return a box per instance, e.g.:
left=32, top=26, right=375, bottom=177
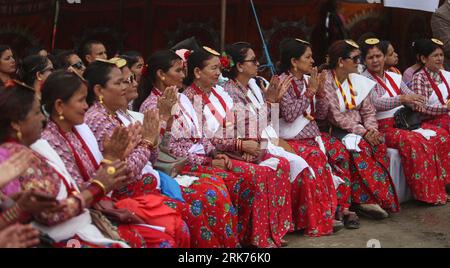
left=99, top=95, right=104, bottom=104
left=339, top=64, right=344, bottom=68
left=294, top=66, right=298, bottom=72
left=58, top=112, right=64, bottom=121
left=16, top=130, right=22, bottom=141
left=162, top=77, right=166, bottom=81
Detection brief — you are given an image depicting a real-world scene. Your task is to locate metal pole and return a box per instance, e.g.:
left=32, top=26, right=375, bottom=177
left=221, top=0, right=227, bottom=51
left=249, top=0, right=275, bottom=75
left=51, top=0, right=61, bottom=51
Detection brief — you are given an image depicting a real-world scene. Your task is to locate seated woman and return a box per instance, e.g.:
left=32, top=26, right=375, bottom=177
left=0, top=81, right=137, bottom=248
left=172, top=45, right=292, bottom=247
left=320, top=40, right=400, bottom=219
left=121, top=55, right=240, bottom=248
left=380, top=41, right=401, bottom=75
left=218, top=41, right=341, bottom=236
left=278, top=38, right=359, bottom=230
left=19, top=55, right=54, bottom=98
left=403, top=39, right=428, bottom=87
left=411, top=38, right=450, bottom=133
left=54, top=50, right=86, bottom=76
left=40, top=70, right=189, bottom=248
left=120, top=51, right=145, bottom=84
left=83, top=60, right=235, bottom=248
left=362, top=37, right=449, bottom=205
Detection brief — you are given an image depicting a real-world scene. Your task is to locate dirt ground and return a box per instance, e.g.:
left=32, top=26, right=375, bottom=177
left=286, top=201, right=450, bottom=248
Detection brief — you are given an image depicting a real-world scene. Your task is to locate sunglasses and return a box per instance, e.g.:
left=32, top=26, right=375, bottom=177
left=123, top=74, right=136, bottom=85
left=71, top=61, right=85, bottom=70
left=345, top=55, right=361, bottom=64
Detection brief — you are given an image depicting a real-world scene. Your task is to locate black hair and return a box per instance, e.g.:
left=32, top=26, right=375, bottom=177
left=19, top=55, right=51, bottom=86
left=83, top=61, right=118, bottom=105
left=221, top=42, right=252, bottom=79
left=414, top=39, right=444, bottom=73
left=133, top=50, right=181, bottom=111
left=417, top=39, right=443, bottom=58
left=120, top=55, right=136, bottom=70
left=357, top=32, right=378, bottom=48
left=411, top=39, right=429, bottom=64
left=0, top=45, right=12, bottom=57
left=278, top=38, right=311, bottom=74
left=79, top=40, right=104, bottom=62
left=171, top=37, right=202, bottom=52
left=360, top=41, right=383, bottom=62
left=326, top=40, right=360, bottom=69
left=53, top=50, right=74, bottom=70
left=184, top=48, right=216, bottom=86
left=379, top=40, right=392, bottom=56
left=0, top=83, right=36, bottom=142
left=41, top=70, right=85, bottom=116
left=26, top=46, right=47, bottom=57
left=121, top=51, right=142, bottom=69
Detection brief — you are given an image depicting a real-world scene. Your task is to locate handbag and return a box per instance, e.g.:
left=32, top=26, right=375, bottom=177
left=154, top=132, right=188, bottom=177
left=330, top=126, right=350, bottom=141
left=394, top=107, right=422, bottom=130
left=154, top=147, right=188, bottom=177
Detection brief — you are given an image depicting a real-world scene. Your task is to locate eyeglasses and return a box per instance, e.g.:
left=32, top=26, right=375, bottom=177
left=71, top=61, right=85, bottom=70
left=242, top=58, right=259, bottom=65
left=232, top=41, right=251, bottom=46
left=345, top=55, right=361, bottom=64
left=40, top=66, right=55, bottom=73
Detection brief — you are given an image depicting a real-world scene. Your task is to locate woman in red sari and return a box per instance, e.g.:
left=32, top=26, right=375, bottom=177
left=0, top=81, right=142, bottom=248
left=361, top=38, right=449, bottom=204
left=320, top=40, right=400, bottom=219
left=411, top=38, right=450, bottom=133
left=218, top=41, right=341, bottom=236
left=170, top=46, right=292, bottom=247
left=278, top=38, right=359, bottom=229
left=84, top=59, right=237, bottom=248
left=39, top=70, right=190, bottom=248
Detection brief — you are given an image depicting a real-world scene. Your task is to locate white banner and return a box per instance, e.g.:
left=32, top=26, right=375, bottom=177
left=384, top=0, right=440, bottom=12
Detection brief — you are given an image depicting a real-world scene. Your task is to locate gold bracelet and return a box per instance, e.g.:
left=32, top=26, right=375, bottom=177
left=100, top=159, right=113, bottom=165
left=91, top=179, right=107, bottom=195
left=141, top=139, right=158, bottom=150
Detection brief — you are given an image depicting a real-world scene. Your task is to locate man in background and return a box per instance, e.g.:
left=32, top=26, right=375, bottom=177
left=431, top=0, right=450, bottom=70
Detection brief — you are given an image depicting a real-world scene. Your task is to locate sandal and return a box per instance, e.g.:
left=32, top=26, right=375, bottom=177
left=280, top=238, right=289, bottom=247
left=344, top=212, right=360, bottom=229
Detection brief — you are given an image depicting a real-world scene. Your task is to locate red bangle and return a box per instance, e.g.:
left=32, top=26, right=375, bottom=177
left=86, top=184, right=105, bottom=204
left=71, top=192, right=86, bottom=214
left=1, top=204, right=31, bottom=224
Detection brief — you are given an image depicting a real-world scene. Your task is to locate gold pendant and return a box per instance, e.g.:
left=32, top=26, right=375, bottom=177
left=306, top=114, right=315, bottom=121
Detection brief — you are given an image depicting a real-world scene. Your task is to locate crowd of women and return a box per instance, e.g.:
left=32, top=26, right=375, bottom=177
left=0, top=33, right=448, bottom=248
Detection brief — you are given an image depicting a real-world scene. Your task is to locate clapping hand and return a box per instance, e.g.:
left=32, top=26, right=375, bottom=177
left=264, top=75, right=294, bottom=103
left=157, top=86, right=178, bottom=121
